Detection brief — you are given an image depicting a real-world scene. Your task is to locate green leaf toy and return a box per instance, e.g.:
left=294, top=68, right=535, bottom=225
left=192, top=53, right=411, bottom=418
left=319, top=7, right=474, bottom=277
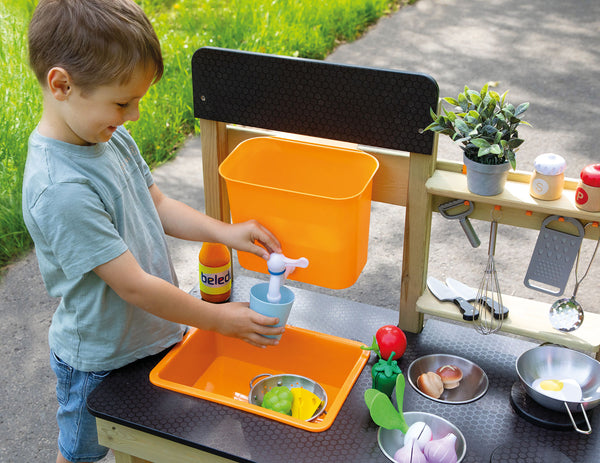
left=364, top=373, right=409, bottom=433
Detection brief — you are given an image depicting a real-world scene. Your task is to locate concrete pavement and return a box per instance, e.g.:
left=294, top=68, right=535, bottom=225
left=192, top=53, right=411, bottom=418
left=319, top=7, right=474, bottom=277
left=1, top=0, right=599, bottom=461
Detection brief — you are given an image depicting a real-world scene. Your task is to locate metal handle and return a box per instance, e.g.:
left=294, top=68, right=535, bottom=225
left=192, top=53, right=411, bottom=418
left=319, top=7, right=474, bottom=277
left=460, top=217, right=481, bottom=248
left=564, top=401, right=592, bottom=435
left=488, top=220, right=498, bottom=256
left=249, top=373, right=272, bottom=389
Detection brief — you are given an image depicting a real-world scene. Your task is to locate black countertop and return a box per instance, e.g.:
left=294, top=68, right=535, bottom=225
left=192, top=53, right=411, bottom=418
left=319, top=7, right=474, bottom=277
left=88, top=277, right=599, bottom=462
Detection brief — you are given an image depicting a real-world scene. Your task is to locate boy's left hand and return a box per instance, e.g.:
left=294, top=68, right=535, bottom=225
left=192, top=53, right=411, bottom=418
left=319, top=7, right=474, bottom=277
left=216, top=301, right=285, bottom=347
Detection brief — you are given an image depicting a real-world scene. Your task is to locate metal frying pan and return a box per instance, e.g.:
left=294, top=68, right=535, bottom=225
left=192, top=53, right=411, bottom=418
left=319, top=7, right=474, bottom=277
left=516, top=345, right=600, bottom=434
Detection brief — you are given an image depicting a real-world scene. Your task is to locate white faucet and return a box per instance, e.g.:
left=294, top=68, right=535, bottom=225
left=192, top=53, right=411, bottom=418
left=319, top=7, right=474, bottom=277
left=266, top=253, right=309, bottom=303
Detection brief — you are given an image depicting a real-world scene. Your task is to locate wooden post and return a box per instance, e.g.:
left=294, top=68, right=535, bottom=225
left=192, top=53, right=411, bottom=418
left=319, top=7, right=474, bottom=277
left=199, top=119, right=230, bottom=222
left=399, top=148, right=437, bottom=333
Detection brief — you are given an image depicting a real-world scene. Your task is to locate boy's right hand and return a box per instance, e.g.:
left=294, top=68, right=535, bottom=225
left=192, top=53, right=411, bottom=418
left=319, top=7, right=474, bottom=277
left=222, top=219, right=282, bottom=261
left=216, top=302, right=285, bottom=348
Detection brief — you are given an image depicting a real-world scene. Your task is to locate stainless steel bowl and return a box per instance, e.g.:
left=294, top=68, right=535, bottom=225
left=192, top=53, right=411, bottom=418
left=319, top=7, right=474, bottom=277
left=407, top=354, right=489, bottom=404
left=377, top=411, right=466, bottom=462
left=516, top=345, right=600, bottom=434
left=248, top=373, right=327, bottom=421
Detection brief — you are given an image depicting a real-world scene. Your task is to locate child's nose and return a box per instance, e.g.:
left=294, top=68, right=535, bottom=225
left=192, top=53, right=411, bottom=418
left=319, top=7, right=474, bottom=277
left=126, top=103, right=140, bottom=122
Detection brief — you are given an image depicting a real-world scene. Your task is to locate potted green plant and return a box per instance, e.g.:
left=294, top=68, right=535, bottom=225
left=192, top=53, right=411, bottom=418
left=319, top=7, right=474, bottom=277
left=425, top=83, right=530, bottom=195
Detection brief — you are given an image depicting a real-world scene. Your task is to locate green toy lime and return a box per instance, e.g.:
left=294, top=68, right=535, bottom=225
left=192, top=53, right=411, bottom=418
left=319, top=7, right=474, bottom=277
left=261, top=386, right=294, bottom=415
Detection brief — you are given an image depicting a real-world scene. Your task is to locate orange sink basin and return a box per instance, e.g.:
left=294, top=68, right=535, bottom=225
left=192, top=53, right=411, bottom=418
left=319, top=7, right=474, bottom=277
left=149, top=325, right=369, bottom=432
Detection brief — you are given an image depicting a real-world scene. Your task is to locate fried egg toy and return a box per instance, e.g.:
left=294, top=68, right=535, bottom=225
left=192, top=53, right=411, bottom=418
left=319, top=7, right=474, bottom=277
left=531, top=378, right=582, bottom=402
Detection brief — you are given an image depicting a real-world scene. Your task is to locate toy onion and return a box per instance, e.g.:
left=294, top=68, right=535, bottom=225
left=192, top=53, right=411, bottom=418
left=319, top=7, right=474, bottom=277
left=393, top=440, right=428, bottom=463
left=423, top=433, right=458, bottom=463
left=404, top=421, right=432, bottom=451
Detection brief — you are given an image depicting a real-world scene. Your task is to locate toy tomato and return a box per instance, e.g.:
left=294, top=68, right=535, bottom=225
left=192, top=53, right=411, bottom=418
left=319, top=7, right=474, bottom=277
left=362, top=325, right=407, bottom=361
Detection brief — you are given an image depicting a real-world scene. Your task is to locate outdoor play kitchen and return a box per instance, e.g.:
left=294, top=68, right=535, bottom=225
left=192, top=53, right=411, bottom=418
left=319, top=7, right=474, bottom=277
left=87, top=48, right=600, bottom=462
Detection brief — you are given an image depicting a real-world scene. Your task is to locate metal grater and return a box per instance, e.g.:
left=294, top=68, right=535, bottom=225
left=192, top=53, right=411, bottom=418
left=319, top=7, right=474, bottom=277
left=524, top=215, right=585, bottom=296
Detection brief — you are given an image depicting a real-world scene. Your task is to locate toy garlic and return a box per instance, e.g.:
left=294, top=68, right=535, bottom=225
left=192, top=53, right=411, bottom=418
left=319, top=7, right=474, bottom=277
left=424, top=433, right=458, bottom=463
left=394, top=440, right=428, bottom=463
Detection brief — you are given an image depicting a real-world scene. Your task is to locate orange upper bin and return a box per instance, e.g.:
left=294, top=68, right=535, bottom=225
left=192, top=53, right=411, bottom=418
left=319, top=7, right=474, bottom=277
left=219, top=137, right=379, bottom=289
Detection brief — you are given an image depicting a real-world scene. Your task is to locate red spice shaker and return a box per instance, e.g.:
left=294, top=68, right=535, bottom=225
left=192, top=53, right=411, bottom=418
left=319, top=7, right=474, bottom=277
left=575, top=164, right=600, bottom=212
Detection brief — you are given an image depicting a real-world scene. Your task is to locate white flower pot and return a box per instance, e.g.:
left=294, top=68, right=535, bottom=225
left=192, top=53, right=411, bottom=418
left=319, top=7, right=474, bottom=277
left=463, top=154, right=510, bottom=196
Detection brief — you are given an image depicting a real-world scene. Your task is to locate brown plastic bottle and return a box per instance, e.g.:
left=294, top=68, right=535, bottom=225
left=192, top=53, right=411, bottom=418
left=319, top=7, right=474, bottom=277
left=198, top=242, right=231, bottom=303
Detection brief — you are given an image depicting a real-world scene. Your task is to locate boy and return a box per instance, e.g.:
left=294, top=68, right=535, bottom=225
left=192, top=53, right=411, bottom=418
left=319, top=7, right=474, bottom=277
left=24, top=1, right=284, bottom=462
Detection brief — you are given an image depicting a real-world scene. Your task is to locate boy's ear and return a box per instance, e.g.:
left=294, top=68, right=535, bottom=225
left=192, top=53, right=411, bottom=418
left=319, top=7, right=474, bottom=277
left=47, top=67, right=73, bottom=101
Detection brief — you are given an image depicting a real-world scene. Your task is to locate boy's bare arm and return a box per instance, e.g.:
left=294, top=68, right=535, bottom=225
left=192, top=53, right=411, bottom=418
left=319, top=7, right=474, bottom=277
left=93, top=250, right=284, bottom=347
left=148, top=184, right=281, bottom=258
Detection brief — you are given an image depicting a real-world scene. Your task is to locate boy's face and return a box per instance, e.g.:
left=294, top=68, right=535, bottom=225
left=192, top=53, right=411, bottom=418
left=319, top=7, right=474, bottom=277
left=52, top=65, right=155, bottom=146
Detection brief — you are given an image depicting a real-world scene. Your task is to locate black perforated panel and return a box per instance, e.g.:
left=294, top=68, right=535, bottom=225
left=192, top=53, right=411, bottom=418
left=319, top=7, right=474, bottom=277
left=192, top=47, right=439, bottom=153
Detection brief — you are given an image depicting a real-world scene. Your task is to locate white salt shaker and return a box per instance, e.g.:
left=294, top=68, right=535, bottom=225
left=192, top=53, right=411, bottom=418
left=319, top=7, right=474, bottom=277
left=530, top=153, right=566, bottom=200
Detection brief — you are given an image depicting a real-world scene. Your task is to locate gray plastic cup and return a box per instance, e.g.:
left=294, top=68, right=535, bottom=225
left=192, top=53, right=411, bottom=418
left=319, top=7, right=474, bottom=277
left=249, top=282, right=295, bottom=339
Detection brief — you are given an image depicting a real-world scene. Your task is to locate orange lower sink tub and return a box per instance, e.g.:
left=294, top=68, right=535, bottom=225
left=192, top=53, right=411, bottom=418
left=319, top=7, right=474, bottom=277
left=149, top=325, right=369, bottom=432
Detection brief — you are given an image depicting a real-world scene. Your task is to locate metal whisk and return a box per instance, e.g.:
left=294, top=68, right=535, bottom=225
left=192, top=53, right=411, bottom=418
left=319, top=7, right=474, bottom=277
left=474, top=218, right=506, bottom=334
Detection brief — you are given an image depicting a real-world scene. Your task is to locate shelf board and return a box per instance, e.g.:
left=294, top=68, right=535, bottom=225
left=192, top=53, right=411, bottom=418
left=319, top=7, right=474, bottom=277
left=417, top=290, right=600, bottom=353
left=426, top=169, right=600, bottom=224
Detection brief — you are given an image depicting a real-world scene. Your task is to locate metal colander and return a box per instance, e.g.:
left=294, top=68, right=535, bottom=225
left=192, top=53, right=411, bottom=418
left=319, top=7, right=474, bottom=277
left=248, top=373, right=328, bottom=421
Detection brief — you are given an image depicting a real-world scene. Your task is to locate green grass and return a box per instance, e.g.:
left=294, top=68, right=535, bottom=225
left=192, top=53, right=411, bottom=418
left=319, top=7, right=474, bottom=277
left=0, top=0, right=38, bottom=266
left=0, top=0, right=410, bottom=270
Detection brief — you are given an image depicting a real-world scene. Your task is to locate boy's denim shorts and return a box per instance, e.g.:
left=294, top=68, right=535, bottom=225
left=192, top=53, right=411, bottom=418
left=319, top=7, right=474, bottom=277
left=50, top=350, right=111, bottom=462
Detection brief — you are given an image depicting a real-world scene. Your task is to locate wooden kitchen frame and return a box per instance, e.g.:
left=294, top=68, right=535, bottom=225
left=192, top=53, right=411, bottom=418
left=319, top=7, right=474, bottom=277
left=193, top=47, right=600, bottom=357
left=89, top=48, right=600, bottom=463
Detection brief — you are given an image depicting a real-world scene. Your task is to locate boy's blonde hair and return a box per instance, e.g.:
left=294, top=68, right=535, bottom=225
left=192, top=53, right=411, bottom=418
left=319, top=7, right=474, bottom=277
left=28, top=0, right=163, bottom=91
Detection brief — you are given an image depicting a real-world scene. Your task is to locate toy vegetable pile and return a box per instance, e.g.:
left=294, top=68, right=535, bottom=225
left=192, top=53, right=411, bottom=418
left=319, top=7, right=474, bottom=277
left=362, top=325, right=407, bottom=397
left=362, top=327, right=459, bottom=463
left=365, top=375, right=459, bottom=463
left=261, top=386, right=322, bottom=421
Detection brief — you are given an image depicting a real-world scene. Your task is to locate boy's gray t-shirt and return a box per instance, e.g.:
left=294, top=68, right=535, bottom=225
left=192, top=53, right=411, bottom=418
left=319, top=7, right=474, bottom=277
left=22, top=126, right=185, bottom=371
